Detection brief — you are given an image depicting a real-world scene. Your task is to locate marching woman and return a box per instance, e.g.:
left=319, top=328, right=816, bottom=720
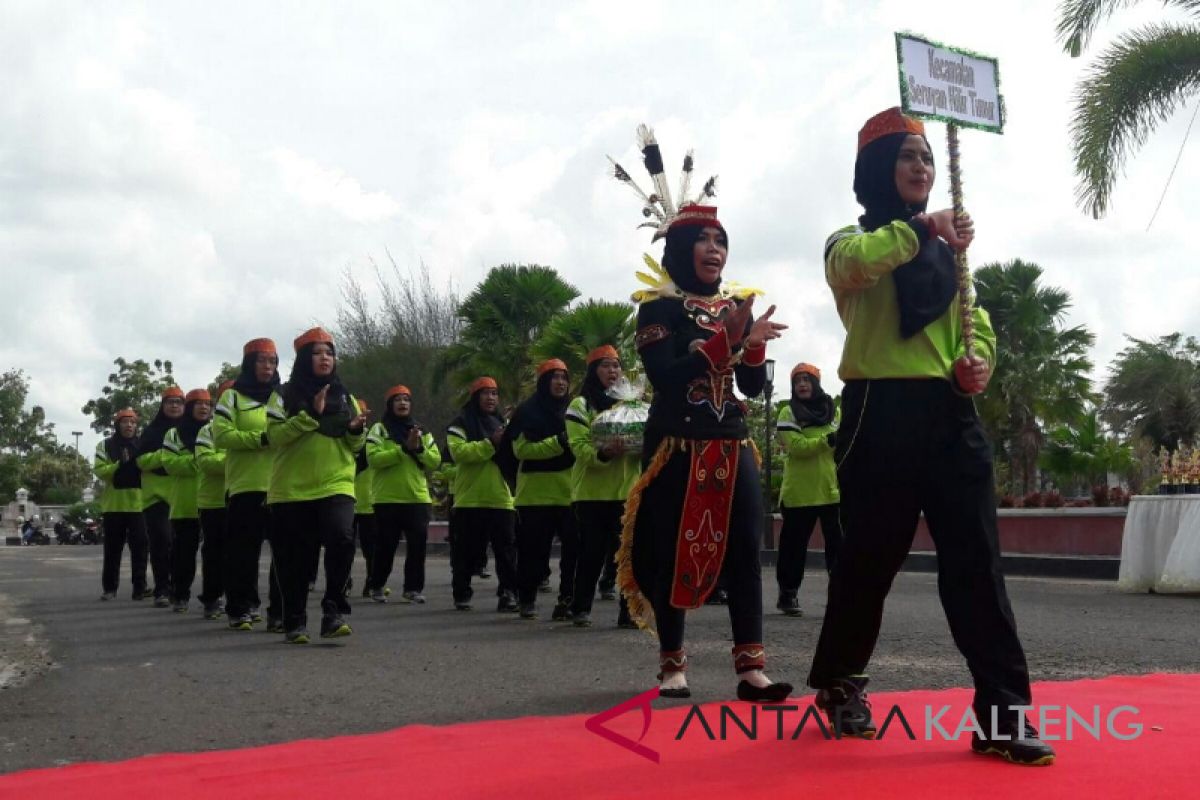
left=509, top=359, right=579, bottom=621
left=566, top=346, right=640, bottom=628
left=366, top=385, right=440, bottom=604
left=136, top=386, right=185, bottom=607
left=194, top=379, right=233, bottom=619
left=265, top=327, right=368, bottom=643
left=446, top=377, right=519, bottom=612
left=774, top=363, right=842, bottom=617
left=213, top=338, right=282, bottom=631
left=612, top=126, right=791, bottom=701
left=162, top=388, right=213, bottom=612
left=94, top=408, right=149, bottom=600
left=353, top=443, right=376, bottom=599
left=806, top=108, right=1053, bottom=765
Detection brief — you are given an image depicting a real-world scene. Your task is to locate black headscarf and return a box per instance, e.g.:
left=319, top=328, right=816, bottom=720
left=105, top=427, right=141, bottom=489
left=506, top=370, right=574, bottom=473
left=789, top=374, right=835, bottom=429
left=580, top=360, right=617, bottom=413
left=661, top=223, right=728, bottom=296
left=853, top=131, right=957, bottom=338
left=232, top=351, right=281, bottom=403
left=451, top=387, right=518, bottom=488
left=175, top=401, right=209, bottom=451
left=281, top=342, right=354, bottom=437
left=382, top=392, right=422, bottom=445
left=136, top=404, right=177, bottom=455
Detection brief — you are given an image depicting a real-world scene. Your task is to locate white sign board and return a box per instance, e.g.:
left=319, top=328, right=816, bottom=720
left=896, top=32, right=1003, bottom=133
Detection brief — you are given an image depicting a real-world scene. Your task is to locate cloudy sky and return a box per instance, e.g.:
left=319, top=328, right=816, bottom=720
left=2, top=0, right=1196, bottom=455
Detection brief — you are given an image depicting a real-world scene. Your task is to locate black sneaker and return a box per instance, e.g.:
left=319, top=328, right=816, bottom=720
left=454, top=600, right=473, bottom=611
left=815, top=676, right=877, bottom=739
left=203, top=603, right=224, bottom=620
left=266, top=616, right=285, bottom=634
left=776, top=593, right=802, bottom=617
left=249, top=609, right=264, bottom=624
left=100, top=592, right=116, bottom=601
left=228, top=614, right=253, bottom=632
left=476, top=568, right=491, bottom=579
left=133, top=589, right=152, bottom=600
left=572, top=612, right=592, bottom=628
left=497, top=592, right=519, bottom=613
left=538, top=578, right=552, bottom=593
left=370, top=588, right=387, bottom=604
left=172, top=601, right=188, bottom=613
left=320, top=615, right=352, bottom=638
left=704, top=588, right=729, bottom=606
left=971, top=720, right=1056, bottom=766
left=519, top=604, right=538, bottom=620
left=285, top=627, right=310, bottom=644
left=153, top=596, right=170, bottom=608
left=551, top=602, right=572, bottom=621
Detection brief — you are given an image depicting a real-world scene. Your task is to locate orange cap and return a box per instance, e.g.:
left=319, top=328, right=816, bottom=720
left=537, top=358, right=568, bottom=377
left=114, top=408, right=138, bottom=422
left=858, top=107, right=925, bottom=152
left=162, top=386, right=184, bottom=401
left=242, top=338, right=277, bottom=356
left=184, top=388, right=212, bottom=403
left=293, top=327, right=334, bottom=353
left=586, top=345, right=620, bottom=366
left=385, top=384, right=412, bottom=401
left=791, top=363, right=821, bottom=381
left=469, top=376, right=498, bottom=395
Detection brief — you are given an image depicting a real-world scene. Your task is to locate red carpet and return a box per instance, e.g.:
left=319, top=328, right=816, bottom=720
left=2, top=673, right=1196, bottom=798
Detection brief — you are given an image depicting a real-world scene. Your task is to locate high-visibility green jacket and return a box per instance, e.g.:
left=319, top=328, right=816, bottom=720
left=194, top=421, right=227, bottom=510
left=354, top=466, right=374, bottom=515
left=776, top=402, right=841, bottom=509
left=512, top=432, right=573, bottom=507
left=135, top=445, right=173, bottom=510
left=162, top=428, right=200, bottom=520
left=446, top=425, right=513, bottom=511
left=366, top=423, right=440, bottom=504
left=265, top=391, right=366, bottom=504
left=825, top=222, right=996, bottom=382
left=212, top=388, right=272, bottom=497
left=93, top=438, right=142, bottom=514
left=565, top=395, right=640, bottom=503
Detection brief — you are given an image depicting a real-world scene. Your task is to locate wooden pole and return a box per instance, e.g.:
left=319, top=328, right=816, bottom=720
left=946, top=122, right=975, bottom=357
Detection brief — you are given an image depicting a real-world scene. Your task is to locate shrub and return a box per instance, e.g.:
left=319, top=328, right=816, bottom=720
left=998, top=494, right=1017, bottom=508
left=1043, top=491, right=1065, bottom=508
left=1091, top=484, right=1110, bottom=507
left=1022, top=491, right=1044, bottom=508
left=1108, top=486, right=1130, bottom=507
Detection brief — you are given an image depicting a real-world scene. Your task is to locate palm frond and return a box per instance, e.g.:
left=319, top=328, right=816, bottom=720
left=1068, top=22, right=1200, bottom=217
left=1056, top=0, right=1200, bottom=56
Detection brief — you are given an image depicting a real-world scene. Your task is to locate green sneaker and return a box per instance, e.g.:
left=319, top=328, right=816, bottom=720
left=285, top=628, right=310, bottom=644
left=320, top=615, right=352, bottom=638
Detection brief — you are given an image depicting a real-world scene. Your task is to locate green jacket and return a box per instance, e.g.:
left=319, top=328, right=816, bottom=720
left=93, top=439, right=142, bottom=514
left=354, top=466, right=374, bottom=514
left=776, top=402, right=841, bottom=509
left=265, top=391, right=366, bottom=504
left=162, top=428, right=200, bottom=520
left=446, top=425, right=513, bottom=511
left=825, top=222, right=996, bottom=382
left=135, top=444, right=174, bottom=510
left=512, top=432, right=573, bottom=507
left=212, top=388, right=272, bottom=498
left=194, top=422, right=227, bottom=510
left=366, top=422, right=439, bottom=505
left=565, top=395, right=640, bottom=503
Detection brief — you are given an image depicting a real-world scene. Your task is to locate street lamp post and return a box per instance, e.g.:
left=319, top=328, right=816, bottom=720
left=72, top=431, right=82, bottom=453
left=762, top=359, right=776, bottom=551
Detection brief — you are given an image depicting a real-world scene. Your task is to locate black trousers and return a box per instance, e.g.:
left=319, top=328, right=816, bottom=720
left=571, top=500, right=630, bottom=620
left=143, top=501, right=173, bottom=599
left=632, top=443, right=764, bottom=653
left=101, top=512, right=148, bottom=596
left=169, top=518, right=201, bottom=603
left=224, top=492, right=279, bottom=619
left=198, top=507, right=227, bottom=606
left=808, top=379, right=1032, bottom=721
left=271, top=495, right=356, bottom=629
left=355, top=513, right=377, bottom=588
left=776, top=503, right=842, bottom=594
left=516, top=505, right=578, bottom=605
left=599, top=529, right=619, bottom=592
left=373, top=503, right=430, bottom=592
left=450, top=507, right=517, bottom=603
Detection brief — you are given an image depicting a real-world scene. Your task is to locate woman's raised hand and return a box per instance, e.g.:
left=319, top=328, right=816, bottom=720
left=746, top=304, right=787, bottom=348
left=312, top=385, right=330, bottom=415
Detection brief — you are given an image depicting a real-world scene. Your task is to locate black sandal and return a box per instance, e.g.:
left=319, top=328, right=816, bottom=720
left=736, top=680, right=793, bottom=703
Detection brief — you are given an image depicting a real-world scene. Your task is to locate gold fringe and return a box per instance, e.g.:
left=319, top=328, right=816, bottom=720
left=617, top=436, right=680, bottom=636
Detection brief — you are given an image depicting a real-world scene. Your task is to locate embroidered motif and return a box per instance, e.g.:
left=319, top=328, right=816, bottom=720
left=682, top=296, right=736, bottom=334
left=636, top=323, right=670, bottom=350
left=670, top=440, right=739, bottom=609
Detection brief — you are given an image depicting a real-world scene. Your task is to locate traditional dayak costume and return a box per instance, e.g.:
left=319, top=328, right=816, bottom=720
left=806, top=108, right=1053, bottom=765
left=774, top=362, right=842, bottom=616
left=611, top=126, right=791, bottom=701
left=94, top=408, right=149, bottom=600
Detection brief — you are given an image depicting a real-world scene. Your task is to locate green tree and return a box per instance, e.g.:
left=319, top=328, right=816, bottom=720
left=81, top=357, right=176, bottom=433
left=210, top=362, right=240, bottom=394
left=529, top=300, right=636, bottom=379
left=1040, top=405, right=1134, bottom=494
left=1102, top=333, right=1200, bottom=450
left=1056, top=0, right=1200, bottom=217
left=974, top=260, right=1096, bottom=494
left=0, top=369, right=91, bottom=502
left=434, top=265, right=579, bottom=405
left=20, top=447, right=92, bottom=504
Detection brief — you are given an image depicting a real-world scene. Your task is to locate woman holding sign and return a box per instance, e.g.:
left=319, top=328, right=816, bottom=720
left=806, top=107, right=1053, bottom=766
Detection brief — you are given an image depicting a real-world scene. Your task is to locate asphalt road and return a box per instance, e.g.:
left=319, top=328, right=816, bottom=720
left=1, top=544, right=1196, bottom=774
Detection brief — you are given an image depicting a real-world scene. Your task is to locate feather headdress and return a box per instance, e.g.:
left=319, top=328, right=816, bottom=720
left=608, top=124, right=719, bottom=241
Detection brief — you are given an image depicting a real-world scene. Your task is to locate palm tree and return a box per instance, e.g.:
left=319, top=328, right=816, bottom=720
left=974, top=260, right=1097, bottom=494
left=1102, top=333, right=1200, bottom=450
left=1040, top=405, right=1134, bottom=494
left=433, top=264, right=579, bottom=404
left=1056, top=0, right=1200, bottom=218
left=529, top=300, right=636, bottom=379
